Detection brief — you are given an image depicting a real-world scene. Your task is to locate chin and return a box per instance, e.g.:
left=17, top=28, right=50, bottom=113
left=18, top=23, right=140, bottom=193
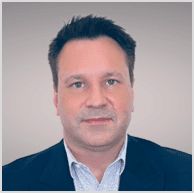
left=83, top=131, right=117, bottom=147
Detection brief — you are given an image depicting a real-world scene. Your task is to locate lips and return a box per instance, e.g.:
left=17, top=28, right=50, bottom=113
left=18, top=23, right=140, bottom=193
left=84, top=117, right=111, bottom=121
left=83, top=117, right=111, bottom=124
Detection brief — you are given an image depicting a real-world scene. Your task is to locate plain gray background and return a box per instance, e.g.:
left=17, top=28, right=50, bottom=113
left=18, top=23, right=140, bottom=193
left=2, top=2, right=192, bottom=166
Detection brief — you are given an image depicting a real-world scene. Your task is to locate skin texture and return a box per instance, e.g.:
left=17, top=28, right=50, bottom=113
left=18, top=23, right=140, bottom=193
left=53, top=36, right=134, bottom=182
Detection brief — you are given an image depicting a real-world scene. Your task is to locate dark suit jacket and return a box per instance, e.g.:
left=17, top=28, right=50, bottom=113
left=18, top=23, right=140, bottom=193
left=2, top=135, right=192, bottom=191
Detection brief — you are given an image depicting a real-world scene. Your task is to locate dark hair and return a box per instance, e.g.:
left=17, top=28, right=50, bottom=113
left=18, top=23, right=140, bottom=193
left=48, top=14, right=136, bottom=92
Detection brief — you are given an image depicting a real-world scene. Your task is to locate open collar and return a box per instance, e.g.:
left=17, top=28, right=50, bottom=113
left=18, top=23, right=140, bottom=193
left=63, top=134, right=128, bottom=178
left=30, top=135, right=165, bottom=191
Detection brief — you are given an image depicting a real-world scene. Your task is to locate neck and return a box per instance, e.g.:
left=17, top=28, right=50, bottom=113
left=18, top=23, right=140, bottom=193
left=64, top=134, right=126, bottom=183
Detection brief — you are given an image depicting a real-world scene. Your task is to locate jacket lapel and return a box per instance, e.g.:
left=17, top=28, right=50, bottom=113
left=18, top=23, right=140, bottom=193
left=30, top=139, right=75, bottom=191
left=119, top=135, right=165, bottom=191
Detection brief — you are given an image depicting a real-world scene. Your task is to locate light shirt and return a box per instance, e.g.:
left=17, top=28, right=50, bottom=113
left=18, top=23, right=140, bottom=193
left=63, top=134, right=128, bottom=191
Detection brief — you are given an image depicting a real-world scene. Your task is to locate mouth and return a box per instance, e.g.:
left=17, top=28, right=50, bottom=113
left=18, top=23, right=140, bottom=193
left=83, top=117, right=112, bottom=125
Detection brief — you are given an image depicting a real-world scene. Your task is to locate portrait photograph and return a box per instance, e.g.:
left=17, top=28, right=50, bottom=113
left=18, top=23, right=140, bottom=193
left=2, top=2, right=192, bottom=191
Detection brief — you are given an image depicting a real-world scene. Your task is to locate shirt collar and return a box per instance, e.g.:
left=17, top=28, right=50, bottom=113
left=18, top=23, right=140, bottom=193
left=63, top=134, right=128, bottom=177
left=63, top=138, right=79, bottom=178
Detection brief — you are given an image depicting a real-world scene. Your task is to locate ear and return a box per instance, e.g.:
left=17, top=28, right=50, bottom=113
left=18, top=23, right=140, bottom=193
left=132, top=78, right=135, bottom=112
left=53, top=85, right=59, bottom=116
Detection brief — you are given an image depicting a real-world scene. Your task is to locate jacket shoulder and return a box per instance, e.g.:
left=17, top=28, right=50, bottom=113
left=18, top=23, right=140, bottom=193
left=2, top=139, right=63, bottom=190
left=130, top=136, right=192, bottom=190
left=132, top=136, right=192, bottom=174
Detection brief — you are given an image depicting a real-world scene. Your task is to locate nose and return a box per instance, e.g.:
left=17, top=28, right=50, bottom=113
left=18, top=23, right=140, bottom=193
left=85, top=84, right=107, bottom=108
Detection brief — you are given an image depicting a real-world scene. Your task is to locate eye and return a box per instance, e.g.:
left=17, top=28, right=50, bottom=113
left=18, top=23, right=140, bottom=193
left=71, top=82, right=84, bottom=88
left=106, top=79, right=119, bottom=86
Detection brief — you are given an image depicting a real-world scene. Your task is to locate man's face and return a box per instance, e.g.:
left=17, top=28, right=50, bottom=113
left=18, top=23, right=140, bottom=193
left=54, top=36, right=134, bottom=149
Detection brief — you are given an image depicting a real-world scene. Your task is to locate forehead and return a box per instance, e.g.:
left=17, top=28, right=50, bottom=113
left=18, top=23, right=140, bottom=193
left=57, top=36, right=129, bottom=79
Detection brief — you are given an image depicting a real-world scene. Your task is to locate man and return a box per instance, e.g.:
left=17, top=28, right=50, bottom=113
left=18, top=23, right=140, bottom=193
left=2, top=15, right=192, bottom=191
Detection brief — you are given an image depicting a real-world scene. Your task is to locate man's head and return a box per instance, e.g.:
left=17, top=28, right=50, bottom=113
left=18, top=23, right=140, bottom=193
left=48, top=15, right=136, bottom=150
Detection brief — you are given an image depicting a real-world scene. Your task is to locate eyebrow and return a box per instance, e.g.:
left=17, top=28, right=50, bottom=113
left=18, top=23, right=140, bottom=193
left=65, top=72, right=125, bottom=84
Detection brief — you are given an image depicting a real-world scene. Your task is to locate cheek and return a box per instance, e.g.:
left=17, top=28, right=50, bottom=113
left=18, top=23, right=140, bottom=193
left=58, top=91, right=82, bottom=118
left=114, top=88, right=132, bottom=114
